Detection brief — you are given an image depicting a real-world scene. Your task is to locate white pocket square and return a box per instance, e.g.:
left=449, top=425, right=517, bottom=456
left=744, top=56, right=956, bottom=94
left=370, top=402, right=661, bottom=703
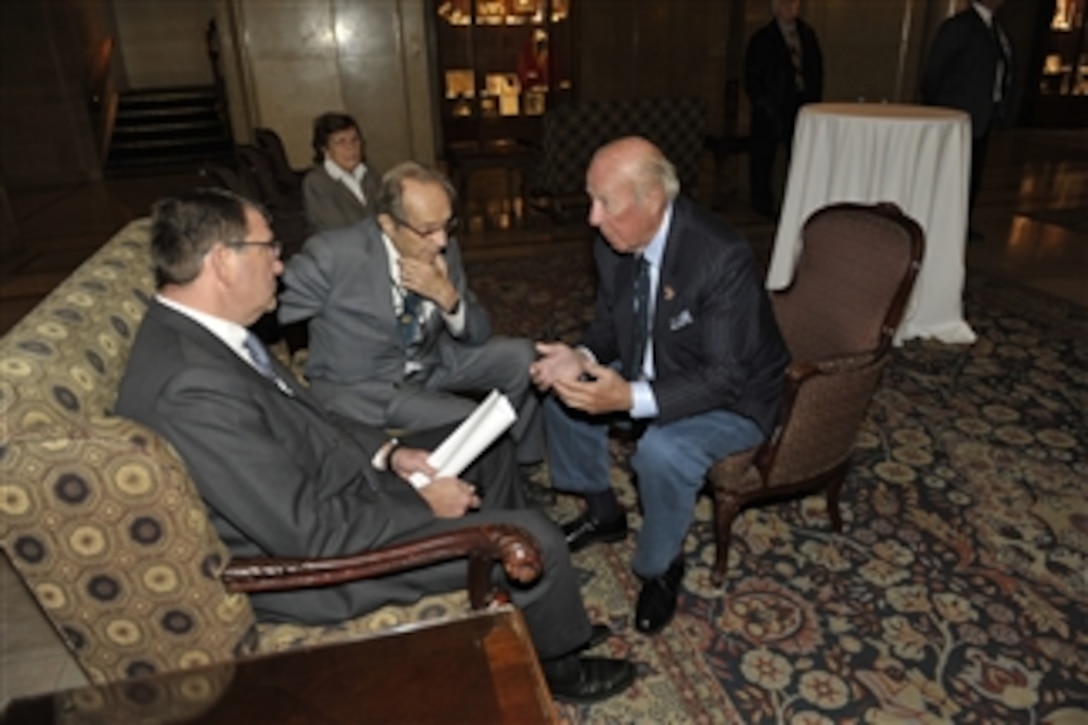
left=669, top=309, right=694, bottom=331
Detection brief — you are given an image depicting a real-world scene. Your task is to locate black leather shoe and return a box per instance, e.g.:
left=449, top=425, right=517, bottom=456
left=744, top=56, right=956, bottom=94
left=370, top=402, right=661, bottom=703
left=635, top=559, right=685, bottom=635
left=545, top=657, right=636, bottom=705
left=561, top=511, right=628, bottom=552
left=519, top=464, right=557, bottom=508
left=522, top=479, right=557, bottom=508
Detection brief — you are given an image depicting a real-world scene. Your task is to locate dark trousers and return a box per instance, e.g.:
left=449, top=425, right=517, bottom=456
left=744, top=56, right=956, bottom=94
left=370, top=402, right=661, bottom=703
left=748, top=111, right=796, bottom=214
left=969, top=127, right=991, bottom=221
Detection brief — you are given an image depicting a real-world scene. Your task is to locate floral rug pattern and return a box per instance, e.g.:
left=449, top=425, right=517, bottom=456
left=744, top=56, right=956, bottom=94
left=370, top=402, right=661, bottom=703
left=467, top=249, right=1087, bottom=724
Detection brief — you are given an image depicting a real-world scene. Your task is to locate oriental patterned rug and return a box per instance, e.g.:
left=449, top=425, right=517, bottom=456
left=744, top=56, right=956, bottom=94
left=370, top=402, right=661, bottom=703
left=467, top=246, right=1088, bottom=724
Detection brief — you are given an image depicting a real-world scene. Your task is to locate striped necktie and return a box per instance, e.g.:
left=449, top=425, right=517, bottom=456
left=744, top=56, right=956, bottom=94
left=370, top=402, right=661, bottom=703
left=785, top=25, right=804, bottom=91
left=398, top=291, right=422, bottom=348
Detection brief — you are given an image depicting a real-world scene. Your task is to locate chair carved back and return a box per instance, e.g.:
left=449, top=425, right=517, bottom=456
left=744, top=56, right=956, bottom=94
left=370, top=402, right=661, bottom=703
left=772, top=202, right=924, bottom=364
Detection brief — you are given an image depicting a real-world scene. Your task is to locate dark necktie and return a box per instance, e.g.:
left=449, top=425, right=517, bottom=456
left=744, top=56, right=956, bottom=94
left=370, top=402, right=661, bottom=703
left=629, top=256, right=651, bottom=379
left=398, top=291, right=422, bottom=349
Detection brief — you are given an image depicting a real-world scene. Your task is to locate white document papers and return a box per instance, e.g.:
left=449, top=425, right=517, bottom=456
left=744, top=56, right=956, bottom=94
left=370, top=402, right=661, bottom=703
left=408, top=389, right=517, bottom=489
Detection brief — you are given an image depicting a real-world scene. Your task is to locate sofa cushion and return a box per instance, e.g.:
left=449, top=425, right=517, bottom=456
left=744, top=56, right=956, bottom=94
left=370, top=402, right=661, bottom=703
left=0, top=220, right=153, bottom=434
left=0, top=420, right=259, bottom=683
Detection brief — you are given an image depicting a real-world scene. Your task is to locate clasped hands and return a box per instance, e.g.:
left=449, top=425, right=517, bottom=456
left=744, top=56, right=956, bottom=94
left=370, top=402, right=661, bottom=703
left=399, top=255, right=459, bottom=313
left=389, top=446, right=481, bottom=518
left=529, top=342, right=632, bottom=414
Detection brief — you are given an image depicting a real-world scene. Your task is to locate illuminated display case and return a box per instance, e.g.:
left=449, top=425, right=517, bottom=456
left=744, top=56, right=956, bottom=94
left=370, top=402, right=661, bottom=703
left=433, top=0, right=575, bottom=145
left=1041, top=1, right=1088, bottom=95
left=1030, top=0, right=1088, bottom=126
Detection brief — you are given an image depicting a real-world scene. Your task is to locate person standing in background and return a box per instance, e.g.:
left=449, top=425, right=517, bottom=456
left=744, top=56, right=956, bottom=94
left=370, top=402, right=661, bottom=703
left=744, top=0, right=824, bottom=219
left=921, top=0, right=1012, bottom=243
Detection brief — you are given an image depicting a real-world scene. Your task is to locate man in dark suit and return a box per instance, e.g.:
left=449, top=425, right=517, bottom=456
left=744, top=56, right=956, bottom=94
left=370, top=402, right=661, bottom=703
left=114, top=187, right=634, bottom=703
left=744, top=0, right=823, bottom=218
left=530, top=137, right=790, bottom=635
left=279, top=162, right=547, bottom=502
left=302, top=112, right=382, bottom=233
left=921, top=0, right=1012, bottom=242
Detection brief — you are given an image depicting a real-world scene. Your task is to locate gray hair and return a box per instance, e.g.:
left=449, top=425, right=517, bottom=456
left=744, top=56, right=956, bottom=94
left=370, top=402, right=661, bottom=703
left=376, top=161, right=456, bottom=221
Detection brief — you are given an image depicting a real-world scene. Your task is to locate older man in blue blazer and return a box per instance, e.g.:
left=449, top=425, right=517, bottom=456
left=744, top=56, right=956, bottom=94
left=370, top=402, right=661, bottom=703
left=531, top=137, right=790, bottom=635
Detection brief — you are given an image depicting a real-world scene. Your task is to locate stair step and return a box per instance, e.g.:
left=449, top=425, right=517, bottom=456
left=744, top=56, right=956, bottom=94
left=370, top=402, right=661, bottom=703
left=115, top=105, right=221, bottom=121
left=118, top=85, right=219, bottom=103
left=106, top=85, right=233, bottom=174
left=111, top=120, right=227, bottom=138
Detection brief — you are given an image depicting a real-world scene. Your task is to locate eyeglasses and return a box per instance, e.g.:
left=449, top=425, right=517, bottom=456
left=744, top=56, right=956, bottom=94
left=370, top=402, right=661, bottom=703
left=391, top=215, right=459, bottom=240
left=226, top=239, right=283, bottom=257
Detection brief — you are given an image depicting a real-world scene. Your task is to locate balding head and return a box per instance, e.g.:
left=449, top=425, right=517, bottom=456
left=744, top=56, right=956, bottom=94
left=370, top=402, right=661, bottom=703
left=585, top=136, right=678, bottom=254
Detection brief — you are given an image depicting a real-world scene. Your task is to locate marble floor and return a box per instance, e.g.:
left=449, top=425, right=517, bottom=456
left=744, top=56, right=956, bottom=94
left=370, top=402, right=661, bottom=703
left=1, top=127, right=1086, bottom=709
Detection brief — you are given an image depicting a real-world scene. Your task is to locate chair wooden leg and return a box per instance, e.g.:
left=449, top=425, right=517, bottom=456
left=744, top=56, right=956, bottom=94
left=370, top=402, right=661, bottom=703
left=711, top=496, right=741, bottom=588
left=825, top=462, right=848, bottom=532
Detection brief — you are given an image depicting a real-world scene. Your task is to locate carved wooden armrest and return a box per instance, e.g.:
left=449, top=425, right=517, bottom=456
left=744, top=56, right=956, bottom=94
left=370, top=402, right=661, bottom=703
left=222, top=523, right=542, bottom=610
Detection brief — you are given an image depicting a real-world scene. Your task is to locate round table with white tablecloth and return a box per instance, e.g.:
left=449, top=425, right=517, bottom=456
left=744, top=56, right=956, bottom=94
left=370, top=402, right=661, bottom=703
left=767, top=102, right=976, bottom=344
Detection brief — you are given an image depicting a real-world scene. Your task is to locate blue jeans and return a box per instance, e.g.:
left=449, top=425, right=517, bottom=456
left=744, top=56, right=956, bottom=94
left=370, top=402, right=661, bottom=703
left=543, top=395, right=764, bottom=577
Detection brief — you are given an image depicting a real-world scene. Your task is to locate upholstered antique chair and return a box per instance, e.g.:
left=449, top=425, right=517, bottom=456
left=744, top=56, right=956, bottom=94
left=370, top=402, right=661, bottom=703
left=254, top=126, right=306, bottom=198
left=706, top=202, right=925, bottom=586
left=0, top=219, right=542, bottom=685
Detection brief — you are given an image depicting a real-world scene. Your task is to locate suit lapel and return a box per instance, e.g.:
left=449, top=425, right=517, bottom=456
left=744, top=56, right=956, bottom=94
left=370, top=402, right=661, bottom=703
left=149, top=301, right=325, bottom=412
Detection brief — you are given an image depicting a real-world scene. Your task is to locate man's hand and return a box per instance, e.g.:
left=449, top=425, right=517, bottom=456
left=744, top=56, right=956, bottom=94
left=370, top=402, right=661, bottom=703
left=530, top=341, right=588, bottom=391
left=418, top=477, right=481, bottom=518
left=400, top=255, right=459, bottom=312
left=551, top=361, right=632, bottom=414
left=390, top=447, right=436, bottom=483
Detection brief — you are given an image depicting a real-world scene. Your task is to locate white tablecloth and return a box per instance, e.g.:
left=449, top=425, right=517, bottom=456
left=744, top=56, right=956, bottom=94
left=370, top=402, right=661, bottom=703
left=767, top=102, right=976, bottom=344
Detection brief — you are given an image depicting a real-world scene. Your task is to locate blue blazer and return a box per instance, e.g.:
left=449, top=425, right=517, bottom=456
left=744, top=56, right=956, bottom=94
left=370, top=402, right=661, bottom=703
left=580, top=196, right=789, bottom=435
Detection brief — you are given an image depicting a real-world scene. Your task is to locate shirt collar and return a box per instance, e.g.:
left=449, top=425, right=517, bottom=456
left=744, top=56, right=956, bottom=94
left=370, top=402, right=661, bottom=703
left=381, top=230, right=403, bottom=285
left=972, top=2, right=994, bottom=26
left=323, top=158, right=367, bottom=185
left=640, top=201, right=673, bottom=270
left=156, top=294, right=250, bottom=359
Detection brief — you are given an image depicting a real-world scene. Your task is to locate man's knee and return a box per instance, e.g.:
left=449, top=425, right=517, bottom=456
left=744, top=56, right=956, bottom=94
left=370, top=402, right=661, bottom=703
left=504, top=509, right=566, bottom=553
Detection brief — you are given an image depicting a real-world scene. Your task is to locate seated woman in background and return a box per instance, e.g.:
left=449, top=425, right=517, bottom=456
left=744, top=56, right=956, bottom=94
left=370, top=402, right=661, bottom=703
left=303, top=112, right=381, bottom=233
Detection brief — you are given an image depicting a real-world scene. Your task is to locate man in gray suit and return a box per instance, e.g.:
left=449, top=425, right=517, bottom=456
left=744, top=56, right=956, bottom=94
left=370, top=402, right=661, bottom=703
left=279, top=162, right=548, bottom=501
left=114, top=187, right=634, bottom=703
left=531, top=137, right=790, bottom=636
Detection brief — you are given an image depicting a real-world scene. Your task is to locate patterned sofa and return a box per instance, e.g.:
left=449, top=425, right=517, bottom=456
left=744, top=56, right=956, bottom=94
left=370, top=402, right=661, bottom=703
left=533, top=97, right=708, bottom=202
left=0, top=219, right=537, bottom=685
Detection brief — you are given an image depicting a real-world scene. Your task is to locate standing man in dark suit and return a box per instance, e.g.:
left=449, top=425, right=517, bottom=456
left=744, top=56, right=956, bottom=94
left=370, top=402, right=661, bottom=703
left=922, top=0, right=1013, bottom=243
left=744, top=0, right=824, bottom=219
left=530, top=137, right=790, bottom=635
left=114, top=187, right=635, bottom=703
left=278, top=162, right=548, bottom=503
left=302, top=112, right=382, bottom=233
